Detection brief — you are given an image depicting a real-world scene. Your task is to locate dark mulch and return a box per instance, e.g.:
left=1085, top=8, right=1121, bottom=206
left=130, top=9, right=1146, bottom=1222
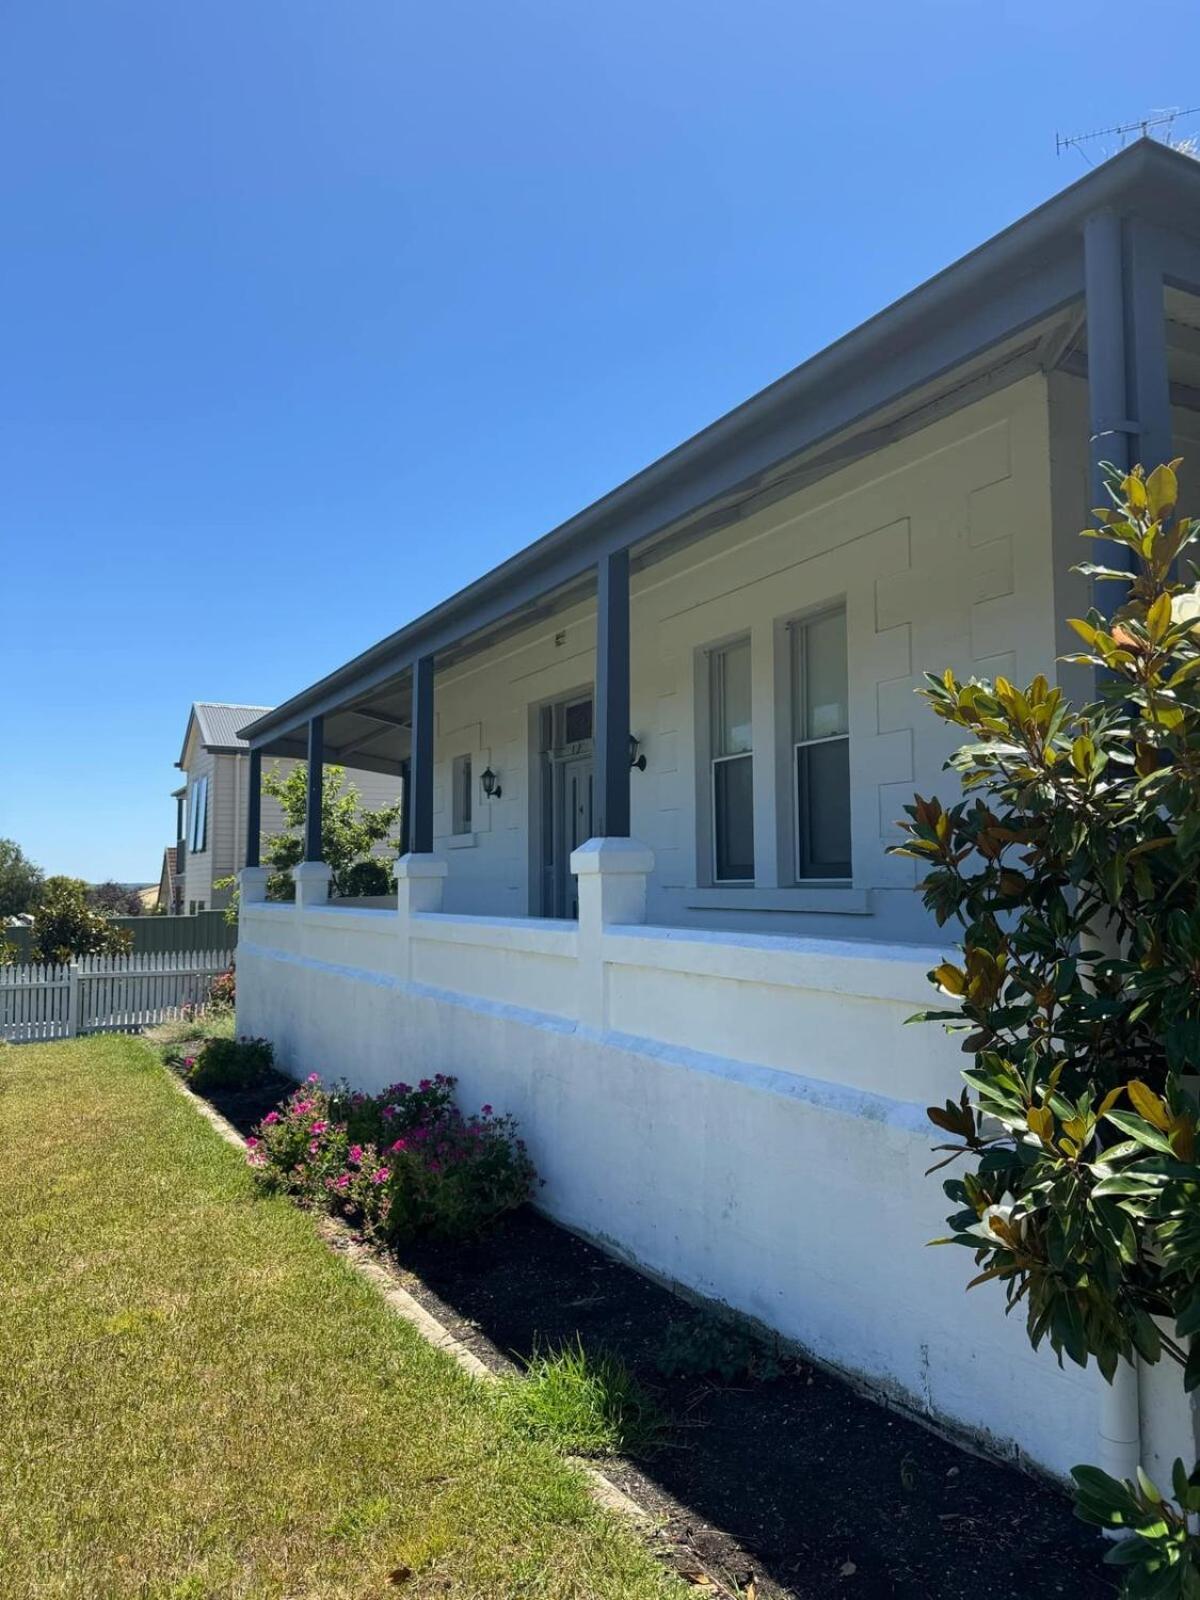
left=199, top=1072, right=291, bottom=1137
left=393, top=1210, right=1114, bottom=1600
left=185, top=1062, right=1113, bottom=1599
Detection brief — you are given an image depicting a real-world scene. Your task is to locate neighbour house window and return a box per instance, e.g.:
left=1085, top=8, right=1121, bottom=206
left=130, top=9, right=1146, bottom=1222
left=188, top=900, right=196, bottom=916
left=791, top=607, right=851, bottom=880
left=709, top=638, right=754, bottom=883
left=452, top=754, right=472, bottom=835
left=188, top=775, right=208, bottom=854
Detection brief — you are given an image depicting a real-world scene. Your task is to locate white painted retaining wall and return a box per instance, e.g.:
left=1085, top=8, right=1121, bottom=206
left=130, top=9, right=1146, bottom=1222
left=236, top=886, right=1196, bottom=1485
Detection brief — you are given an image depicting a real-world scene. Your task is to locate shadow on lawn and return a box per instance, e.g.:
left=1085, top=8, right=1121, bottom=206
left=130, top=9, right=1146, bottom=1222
left=392, top=1210, right=1115, bottom=1600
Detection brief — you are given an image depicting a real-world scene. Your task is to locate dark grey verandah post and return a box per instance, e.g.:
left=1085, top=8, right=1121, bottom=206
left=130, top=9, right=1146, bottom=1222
left=409, top=656, right=435, bottom=855
left=245, top=746, right=262, bottom=869
left=594, top=548, right=631, bottom=838
left=304, top=714, right=324, bottom=862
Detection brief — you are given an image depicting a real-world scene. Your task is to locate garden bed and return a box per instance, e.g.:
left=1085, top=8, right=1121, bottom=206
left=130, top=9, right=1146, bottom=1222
left=373, top=1210, right=1115, bottom=1599
left=186, top=1044, right=1114, bottom=1599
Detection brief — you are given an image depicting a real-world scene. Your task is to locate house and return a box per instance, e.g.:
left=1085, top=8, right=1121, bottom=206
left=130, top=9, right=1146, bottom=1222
left=174, top=701, right=401, bottom=913
left=235, top=141, right=1200, bottom=1483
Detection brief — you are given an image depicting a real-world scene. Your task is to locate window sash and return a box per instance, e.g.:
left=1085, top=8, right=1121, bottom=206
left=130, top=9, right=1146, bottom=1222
left=790, top=608, right=850, bottom=881
left=793, top=733, right=851, bottom=879
left=452, top=755, right=472, bottom=835
left=712, top=751, right=754, bottom=883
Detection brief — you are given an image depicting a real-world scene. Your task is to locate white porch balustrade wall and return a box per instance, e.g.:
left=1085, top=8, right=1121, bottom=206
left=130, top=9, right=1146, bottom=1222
left=236, top=855, right=1192, bottom=1488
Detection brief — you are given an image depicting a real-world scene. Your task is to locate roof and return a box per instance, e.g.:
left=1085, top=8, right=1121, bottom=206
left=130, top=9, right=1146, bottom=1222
left=242, top=138, right=1200, bottom=756
left=178, top=701, right=273, bottom=767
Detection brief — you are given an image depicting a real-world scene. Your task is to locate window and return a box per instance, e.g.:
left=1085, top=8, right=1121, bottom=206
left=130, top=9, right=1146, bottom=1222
left=188, top=775, right=208, bottom=854
left=710, top=638, right=754, bottom=882
left=791, top=608, right=851, bottom=879
left=188, top=900, right=196, bottom=916
left=452, top=753, right=472, bottom=835
left=196, top=900, right=205, bottom=912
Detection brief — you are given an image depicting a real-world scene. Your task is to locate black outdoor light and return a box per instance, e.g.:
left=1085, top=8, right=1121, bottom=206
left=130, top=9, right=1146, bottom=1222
left=628, top=734, right=647, bottom=772
left=480, top=766, right=502, bottom=800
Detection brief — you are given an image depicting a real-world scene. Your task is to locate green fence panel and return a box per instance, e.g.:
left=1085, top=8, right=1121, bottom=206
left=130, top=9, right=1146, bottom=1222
left=4, top=910, right=235, bottom=963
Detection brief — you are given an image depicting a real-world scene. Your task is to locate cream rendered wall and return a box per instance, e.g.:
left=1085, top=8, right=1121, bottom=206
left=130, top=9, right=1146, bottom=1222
left=429, top=375, right=1061, bottom=943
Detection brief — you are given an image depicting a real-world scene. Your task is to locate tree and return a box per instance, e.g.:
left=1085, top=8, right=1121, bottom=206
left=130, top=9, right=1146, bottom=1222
left=894, top=461, right=1200, bottom=1595
left=30, top=877, right=134, bottom=965
left=86, top=881, right=144, bottom=917
left=0, top=838, right=44, bottom=919
left=214, top=764, right=402, bottom=918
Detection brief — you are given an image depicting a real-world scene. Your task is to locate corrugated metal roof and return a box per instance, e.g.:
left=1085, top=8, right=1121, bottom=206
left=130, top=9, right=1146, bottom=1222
left=192, top=702, right=273, bottom=752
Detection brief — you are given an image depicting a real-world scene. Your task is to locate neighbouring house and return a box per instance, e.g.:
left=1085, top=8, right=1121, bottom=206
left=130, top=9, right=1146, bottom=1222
left=235, top=142, right=1200, bottom=1484
left=173, top=701, right=401, bottom=913
left=155, top=842, right=182, bottom=914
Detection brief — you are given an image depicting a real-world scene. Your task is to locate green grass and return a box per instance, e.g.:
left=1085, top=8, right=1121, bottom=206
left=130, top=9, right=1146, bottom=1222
left=0, top=1036, right=677, bottom=1600
left=496, top=1339, right=665, bottom=1458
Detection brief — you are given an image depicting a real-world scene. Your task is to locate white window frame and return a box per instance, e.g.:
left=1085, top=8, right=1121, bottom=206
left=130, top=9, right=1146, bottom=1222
left=708, top=638, right=755, bottom=885
left=790, top=607, right=851, bottom=883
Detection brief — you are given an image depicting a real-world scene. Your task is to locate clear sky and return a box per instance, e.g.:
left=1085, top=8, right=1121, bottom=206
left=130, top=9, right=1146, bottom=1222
left=4, top=1, right=1199, bottom=881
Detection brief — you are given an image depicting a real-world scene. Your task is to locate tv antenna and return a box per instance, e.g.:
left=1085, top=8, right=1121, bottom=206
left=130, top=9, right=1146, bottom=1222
left=1057, top=106, right=1200, bottom=165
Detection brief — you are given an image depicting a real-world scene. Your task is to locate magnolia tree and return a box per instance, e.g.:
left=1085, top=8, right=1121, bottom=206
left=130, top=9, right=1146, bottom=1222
left=895, top=462, right=1200, bottom=1597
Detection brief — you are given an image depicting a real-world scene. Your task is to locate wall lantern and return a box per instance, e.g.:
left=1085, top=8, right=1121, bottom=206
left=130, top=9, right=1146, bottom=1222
left=480, top=766, right=502, bottom=800
left=628, top=735, right=647, bottom=772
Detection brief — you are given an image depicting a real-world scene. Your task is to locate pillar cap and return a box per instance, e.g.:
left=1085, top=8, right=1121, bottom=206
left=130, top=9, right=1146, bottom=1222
left=570, top=837, right=655, bottom=876
left=395, top=852, right=448, bottom=880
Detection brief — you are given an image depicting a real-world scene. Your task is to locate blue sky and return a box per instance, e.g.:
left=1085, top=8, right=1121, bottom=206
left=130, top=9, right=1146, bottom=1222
left=4, top=1, right=1200, bottom=881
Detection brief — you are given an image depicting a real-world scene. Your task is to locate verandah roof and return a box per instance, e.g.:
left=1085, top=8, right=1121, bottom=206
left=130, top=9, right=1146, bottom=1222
left=239, top=139, right=1200, bottom=777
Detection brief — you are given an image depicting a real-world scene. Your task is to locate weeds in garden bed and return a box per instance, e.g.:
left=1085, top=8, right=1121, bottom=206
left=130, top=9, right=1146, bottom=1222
left=497, top=1337, right=666, bottom=1458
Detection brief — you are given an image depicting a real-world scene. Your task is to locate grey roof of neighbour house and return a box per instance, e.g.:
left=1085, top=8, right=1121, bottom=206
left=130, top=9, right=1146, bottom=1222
left=179, top=702, right=273, bottom=767
left=241, top=137, right=1200, bottom=764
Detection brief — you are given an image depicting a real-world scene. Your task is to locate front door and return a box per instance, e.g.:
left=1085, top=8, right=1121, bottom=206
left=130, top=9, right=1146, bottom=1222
left=557, top=753, right=593, bottom=918
left=540, top=693, right=594, bottom=918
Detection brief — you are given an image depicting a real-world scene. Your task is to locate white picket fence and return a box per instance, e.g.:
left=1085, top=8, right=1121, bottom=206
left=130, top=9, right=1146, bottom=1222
left=0, top=950, right=231, bottom=1043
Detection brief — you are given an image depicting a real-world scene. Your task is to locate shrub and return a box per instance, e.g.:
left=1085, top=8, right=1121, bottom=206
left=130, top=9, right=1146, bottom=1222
left=30, top=876, right=133, bottom=964
left=183, top=1035, right=274, bottom=1095
left=146, top=1009, right=235, bottom=1068
left=207, top=967, right=236, bottom=1012
left=893, top=460, right=1200, bottom=1593
left=348, top=1104, right=536, bottom=1246
left=338, top=859, right=392, bottom=898
left=495, top=1338, right=663, bottom=1457
left=653, top=1314, right=782, bottom=1384
left=248, top=1075, right=349, bottom=1203
left=249, top=1073, right=536, bottom=1243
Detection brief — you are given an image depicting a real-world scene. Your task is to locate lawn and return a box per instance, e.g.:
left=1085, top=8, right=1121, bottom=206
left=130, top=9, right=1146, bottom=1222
left=0, top=1035, right=676, bottom=1600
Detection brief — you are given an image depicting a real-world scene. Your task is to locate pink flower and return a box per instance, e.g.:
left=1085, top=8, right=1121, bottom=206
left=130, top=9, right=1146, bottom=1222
left=381, top=1105, right=395, bottom=1121
left=390, top=1138, right=407, bottom=1153
left=263, top=1111, right=280, bottom=1125
left=309, top=1139, right=320, bottom=1154
left=183, top=1057, right=195, bottom=1069
left=372, top=1168, right=390, bottom=1185
left=311, top=1120, right=328, bottom=1136
left=333, top=1173, right=350, bottom=1191
left=307, top=1073, right=321, bottom=1084
left=481, top=1104, right=493, bottom=1116
left=348, top=1144, right=363, bottom=1164
left=419, top=1079, right=431, bottom=1091
left=246, top=1136, right=259, bottom=1149
left=294, top=1100, right=313, bottom=1115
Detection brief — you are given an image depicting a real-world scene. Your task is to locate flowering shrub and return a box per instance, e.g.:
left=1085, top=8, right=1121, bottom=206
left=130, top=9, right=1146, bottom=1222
left=182, top=1034, right=274, bottom=1094
left=247, top=1075, right=349, bottom=1202
left=249, top=1073, right=536, bottom=1243
left=207, top=967, right=236, bottom=1012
